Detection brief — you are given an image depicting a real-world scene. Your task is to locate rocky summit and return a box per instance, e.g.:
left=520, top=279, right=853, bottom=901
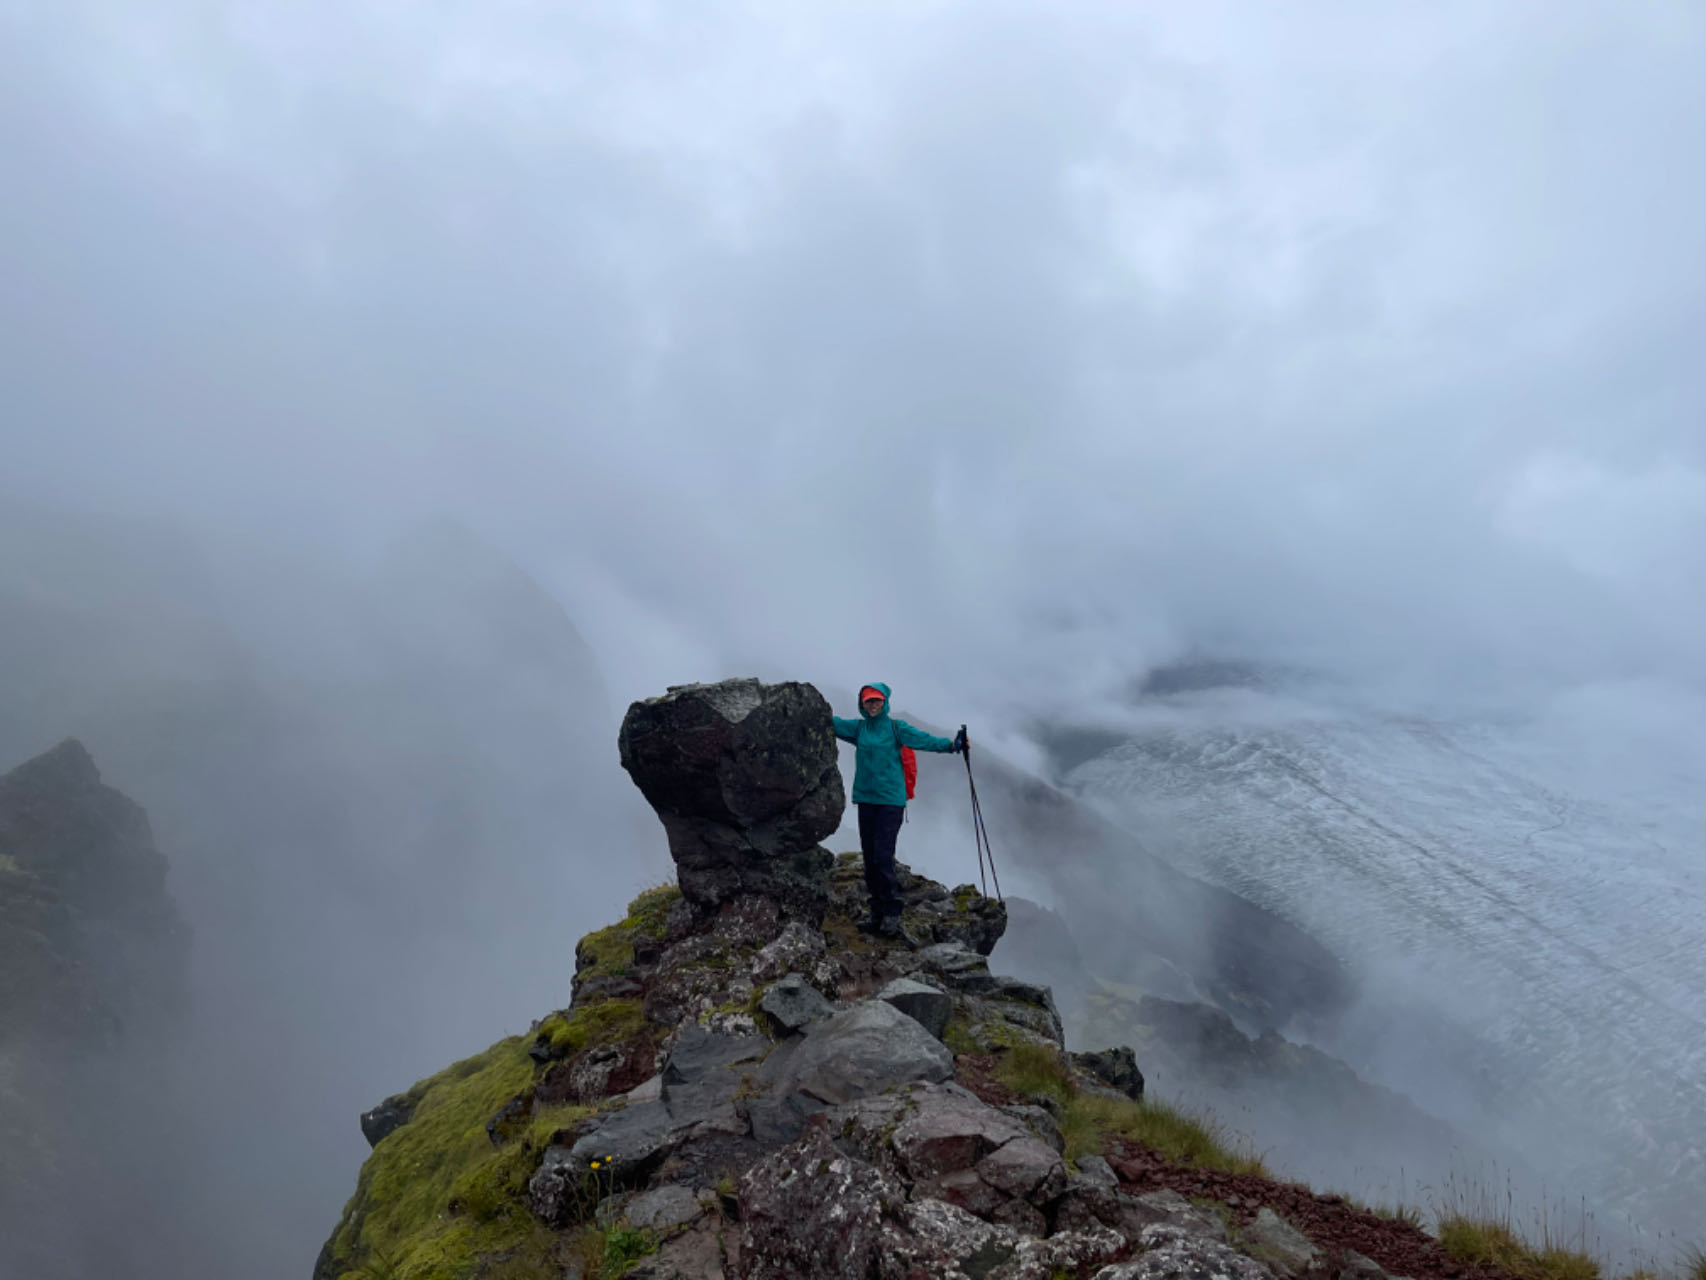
left=317, top=680, right=1498, bottom=1280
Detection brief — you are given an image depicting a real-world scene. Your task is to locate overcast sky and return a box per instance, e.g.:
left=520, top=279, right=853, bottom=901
left=5, top=0, right=1703, bottom=736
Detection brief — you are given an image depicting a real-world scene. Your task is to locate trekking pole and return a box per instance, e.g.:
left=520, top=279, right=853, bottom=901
left=959, top=726, right=1003, bottom=904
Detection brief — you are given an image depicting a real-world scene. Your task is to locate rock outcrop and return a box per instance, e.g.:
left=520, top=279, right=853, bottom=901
left=0, top=739, right=190, bottom=1280
left=618, top=679, right=844, bottom=914
left=0, top=738, right=186, bottom=1048
left=316, top=678, right=1488, bottom=1280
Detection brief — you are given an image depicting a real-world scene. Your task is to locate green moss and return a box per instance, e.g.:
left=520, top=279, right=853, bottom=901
left=624, top=885, right=680, bottom=939
left=322, top=1036, right=544, bottom=1280
left=448, top=1103, right=593, bottom=1223
left=575, top=925, right=634, bottom=981
left=574, top=887, right=682, bottom=984
left=541, top=1000, right=646, bottom=1058
left=941, top=1017, right=980, bottom=1057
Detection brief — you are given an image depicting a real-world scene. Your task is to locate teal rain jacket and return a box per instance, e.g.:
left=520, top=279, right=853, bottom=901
left=829, top=681, right=955, bottom=807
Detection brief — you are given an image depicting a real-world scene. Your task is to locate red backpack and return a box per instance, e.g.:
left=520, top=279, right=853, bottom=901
left=892, top=723, right=918, bottom=800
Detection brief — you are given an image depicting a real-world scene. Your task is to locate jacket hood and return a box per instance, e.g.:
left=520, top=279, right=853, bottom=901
left=859, top=681, right=893, bottom=720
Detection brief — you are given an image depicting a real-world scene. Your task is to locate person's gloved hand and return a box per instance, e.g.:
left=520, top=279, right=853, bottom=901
left=953, top=727, right=969, bottom=755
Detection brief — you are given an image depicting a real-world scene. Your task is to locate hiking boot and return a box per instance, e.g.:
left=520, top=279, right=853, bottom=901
left=875, top=915, right=906, bottom=940
left=856, top=916, right=883, bottom=935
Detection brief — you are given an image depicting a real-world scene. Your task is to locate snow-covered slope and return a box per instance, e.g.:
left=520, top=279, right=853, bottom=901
left=1060, top=689, right=1705, bottom=1243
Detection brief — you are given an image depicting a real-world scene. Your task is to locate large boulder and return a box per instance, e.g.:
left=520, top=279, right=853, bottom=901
left=875, top=976, right=953, bottom=1040
left=618, top=679, right=844, bottom=912
left=761, top=1000, right=954, bottom=1108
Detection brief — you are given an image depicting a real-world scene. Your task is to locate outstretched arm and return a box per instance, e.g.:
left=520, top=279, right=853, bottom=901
left=829, top=715, right=860, bottom=743
left=896, top=720, right=956, bottom=753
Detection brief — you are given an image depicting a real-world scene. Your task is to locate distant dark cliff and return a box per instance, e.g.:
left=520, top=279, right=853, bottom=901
left=0, top=738, right=187, bottom=1048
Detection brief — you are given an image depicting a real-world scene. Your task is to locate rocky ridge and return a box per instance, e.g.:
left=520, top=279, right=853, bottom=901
left=316, top=679, right=1513, bottom=1280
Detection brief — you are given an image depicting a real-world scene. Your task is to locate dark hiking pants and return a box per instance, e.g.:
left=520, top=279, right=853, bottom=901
left=857, top=802, right=906, bottom=921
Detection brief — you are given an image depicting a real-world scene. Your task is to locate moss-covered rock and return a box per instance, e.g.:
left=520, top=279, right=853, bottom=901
left=316, top=1036, right=548, bottom=1280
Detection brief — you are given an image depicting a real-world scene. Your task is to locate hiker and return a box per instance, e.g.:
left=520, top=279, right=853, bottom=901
left=829, top=682, right=967, bottom=938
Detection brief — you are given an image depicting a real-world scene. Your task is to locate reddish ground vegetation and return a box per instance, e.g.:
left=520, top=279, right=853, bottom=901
left=954, top=1053, right=1024, bottom=1107
left=958, top=1052, right=1520, bottom=1280
left=1107, top=1137, right=1516, bottom=1280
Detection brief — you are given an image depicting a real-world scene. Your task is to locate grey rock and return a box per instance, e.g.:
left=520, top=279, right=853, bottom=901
left=739, top=1129, right=1110, bottom=1280
left=359, top=1092, right=416, bottom=1148
left=1338, top=1250, right=1387, bottom=1280
left=618, top=679, right=844, bottom=913
left=958, top=973, right=1056, bottom=1009
left=1094, top=1224, right=1276, bottom=1280
left=763, top=1000, right=953, bottom=1107
left=1000, top=1103, right=1064, bottom=1154
left=531, top=1144, right=604, bottom=1226
left=1001, top=1225, right=1127, bottom=1277
left=626, top=1220, right=729, bottom=1279
left=562, top=1098, right=677, bottom=1187
left=625, top=1073, right=664, bottom=1104
left=875, top=976, right=953, bottom=1040
left=887, top=1084, right=1032, bottom=1178
left=1073, top=1045, right=1145, bottom=1101
left=1244, top=1207, right=1320, bottom=1278
left=557, top=1031, right=768, bottom=1188
left=916, top=940, right=991, bottom=977
left=738, top=1135, right=906, bottom=1280
left=1053, top=1182, right=1125, bottom=1238
left=751, top=920, right=827, bottom=982
left=661, top=1024, right=768, bottom=1136
left=907, top=887, right=1008, bottom=956
left=665, top=1023, right=769, bottom=1085
left=758, top=973, right=833, bottom=1032
left=744, top=1088, right=828, bottom=1144
left=957, top=975, right=1066, bottom=1046
left=1120, top=1189, right=1231, bottom=1243
left=626, top=1183, right=703, bottom=1231
left=1075, top=1153, right=1119, bottom=1189
left=895, top=1198, right=1019, bottom=1276
left=977, top=1135, right=1068, bottom=1202
left=566, top=1043, right=627, bottom=1102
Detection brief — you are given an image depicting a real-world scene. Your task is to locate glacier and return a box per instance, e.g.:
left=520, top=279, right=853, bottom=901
left=1059, top=682, right=1706, bottom=1249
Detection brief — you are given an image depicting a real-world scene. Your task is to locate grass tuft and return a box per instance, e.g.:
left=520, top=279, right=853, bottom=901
left=601, top=1225, right=658, bottom=1276
left=993, top=1041, right=1076, bottom=1107
left=989, top=1042, right=1263, bottom=1176
left=1679, top=1245, right=1706, bottom=1280
left=1436, top=1213, right=1602, bottom=1280
left=1068, top=1091, right=1267, bottom=1176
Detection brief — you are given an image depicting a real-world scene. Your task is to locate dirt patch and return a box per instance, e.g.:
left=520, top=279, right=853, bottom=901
left=954, top=1053, right=1024, bottom=1107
